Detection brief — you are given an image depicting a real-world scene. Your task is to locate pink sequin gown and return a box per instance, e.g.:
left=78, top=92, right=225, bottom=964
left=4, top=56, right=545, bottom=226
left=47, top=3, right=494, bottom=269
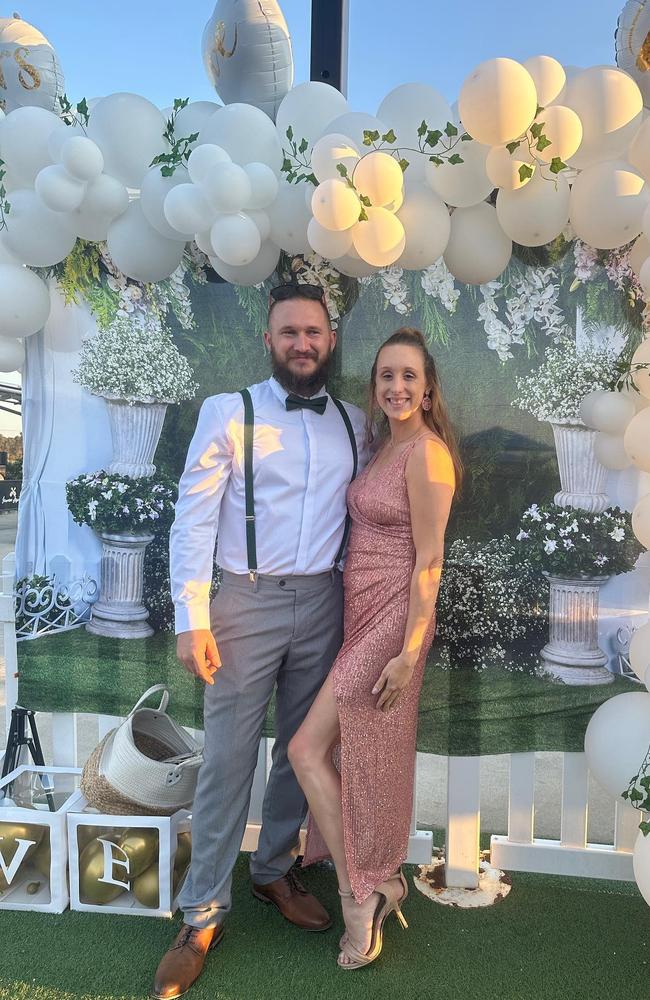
left=302, top=432, right=437, bottom=902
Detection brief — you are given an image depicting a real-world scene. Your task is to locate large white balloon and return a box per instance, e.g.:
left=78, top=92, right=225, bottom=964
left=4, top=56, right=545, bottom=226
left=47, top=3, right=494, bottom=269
left=0, top=106, right=64, bottom=184
left=497, top=171, right=570, bottom=246
left=458, top=58, right=538, bottom=145
left=187, top=143, right=231, bottom=186
left=267, top=181, right=312, bottom=253
left=210, top=239, right=280, bottom=285
left=486, top=144, right=536, bottom=191
left=564, top=66, right=643, bottom=168
left=106, top=200, right=185, bottom=282
left=163, top=183, right=216, bottom=237
left=275, top=81, right=348, bottom=150
left=88, top=93, right=168, bottom=189
left=628, top=233, right=650, bottom=276
left=523, top=55, right=566, bottom=107
left=424, top=138, right=492, bottom=208
left=200, top=161, right=252, bottom=212
left=60, top=136, right=105, bottom=182
left=570, top=161, right=647, bottom=249
left=624, top=408, right=650, bottom=471
left=321, top=112, right=387, bottom=149
left=311, top=179, right=360, bottom=232
left=332, top=245, right=378, bottom=278
left=3, top=188, right=76, bottom=266
left=628, top=117, right=650, bottom=182
left=0, top=334, right=24, bottom=370
left=396, top=184, right=451, bottom=269
left=243, top=162, right=279, bottom=209
left=248, top=208, right=271, bottom=241
left=202, top=0, right=293, bottom=119
left=0, top=14, right=64, bottom=113
left=68, top=173, right=129, bottom=241
left=632, top=492, right=650, bottom=548
left=35, top=164, right=86, bottom=213
left=354, top=151, right=404, bottom=207
left=140, top=166, right=191, bottom=241
left=377, top=83, right=453, bottom=178
left=443, top=202, right=512, bottom=284
left=210, top=212, right=261, bottom=266
left=310, top=133, right=361, bottom=184
left=173, top=101, right=223, bottom=140
left=307, top=217, right=353, bottom=259
left=593, top=432, right=632, bottom=471
left=352, top=208, right=406, bottom=267
left=0, top=265, right=50, bottom=337
left=633, top=830, right=650, bottom=907
left=198, top=102, right=283, bottom=172
left=629, top=621, right=650, bottom=682
left=532, top=105, right=583, bottom=163
left=585, top=390, right=636, bottom=433
left=630, top=340, right=650, bottom=399
left=584, top=693, right=650, bottom=799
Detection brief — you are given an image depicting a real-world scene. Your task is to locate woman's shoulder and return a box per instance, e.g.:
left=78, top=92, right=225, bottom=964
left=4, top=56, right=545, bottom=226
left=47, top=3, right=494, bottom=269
left=406, top=432, right=456, bottom=486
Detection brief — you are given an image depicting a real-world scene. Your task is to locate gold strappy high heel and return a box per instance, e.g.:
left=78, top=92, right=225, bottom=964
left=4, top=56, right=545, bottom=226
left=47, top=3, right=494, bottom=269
left=337, top=870, right=408, bottom=970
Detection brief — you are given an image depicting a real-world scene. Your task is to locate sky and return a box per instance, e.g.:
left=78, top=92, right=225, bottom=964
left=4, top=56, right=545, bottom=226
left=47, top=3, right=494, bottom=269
left=0, top=1, right=623, bottom=434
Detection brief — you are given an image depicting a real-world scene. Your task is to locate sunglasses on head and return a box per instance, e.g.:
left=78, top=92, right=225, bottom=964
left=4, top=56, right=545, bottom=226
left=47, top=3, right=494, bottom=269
left=268, top=283, right=327, bottom=305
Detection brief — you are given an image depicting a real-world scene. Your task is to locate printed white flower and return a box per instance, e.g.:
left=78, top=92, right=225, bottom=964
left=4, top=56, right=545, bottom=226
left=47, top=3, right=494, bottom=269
left=609, top=527, right=625, bottom=542
left=516, top=530, right=529, bottom=540
left=101, top=490, right=113, bottom=499
left=87, top=500, right=98, bottom=521
left=563, top=538, right=574, bottom=549
left=544, top=538, right=557, bottom=554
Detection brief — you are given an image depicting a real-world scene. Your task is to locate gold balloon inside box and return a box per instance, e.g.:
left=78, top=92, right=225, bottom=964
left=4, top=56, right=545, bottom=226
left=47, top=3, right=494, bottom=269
left=0, top=765, right=84, bottom=913
left=68, top=800, right=192, bottom=918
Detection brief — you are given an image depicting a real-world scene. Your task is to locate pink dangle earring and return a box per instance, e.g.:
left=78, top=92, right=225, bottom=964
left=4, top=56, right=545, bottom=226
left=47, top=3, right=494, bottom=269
left=422, top=393, right=432, bottom=412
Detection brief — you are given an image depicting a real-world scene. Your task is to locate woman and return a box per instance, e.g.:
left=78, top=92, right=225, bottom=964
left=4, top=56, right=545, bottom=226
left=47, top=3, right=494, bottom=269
left=288, top=327, right=461, bottom=970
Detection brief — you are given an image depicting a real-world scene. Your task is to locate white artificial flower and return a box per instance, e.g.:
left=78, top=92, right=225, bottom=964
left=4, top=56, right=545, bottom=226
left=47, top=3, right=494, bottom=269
left=609, top=527, right=625, bottom=542
left=544, top=538, right=557, bottom=554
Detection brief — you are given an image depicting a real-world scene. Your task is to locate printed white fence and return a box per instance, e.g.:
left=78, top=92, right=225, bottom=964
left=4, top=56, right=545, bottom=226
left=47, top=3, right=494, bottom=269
left=2, top=551, right=643, bottom=888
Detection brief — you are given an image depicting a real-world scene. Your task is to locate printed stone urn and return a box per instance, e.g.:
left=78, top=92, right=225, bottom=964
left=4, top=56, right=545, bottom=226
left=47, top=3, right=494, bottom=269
left=548, top=418, right=609, bottom=513
left=539, top=574, right=614, bottom=685
left=86, top=531, right=155, bottom=639
left=103, top=395, right=168, bottom=478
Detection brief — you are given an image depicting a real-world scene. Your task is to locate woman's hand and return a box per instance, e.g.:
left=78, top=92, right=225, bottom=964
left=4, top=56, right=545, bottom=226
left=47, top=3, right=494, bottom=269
left=372, top=654, right=416, bottom=711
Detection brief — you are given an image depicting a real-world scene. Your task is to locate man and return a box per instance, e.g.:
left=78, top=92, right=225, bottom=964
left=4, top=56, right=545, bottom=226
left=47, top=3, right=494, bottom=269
left=152, top=283, right=370, bottom=999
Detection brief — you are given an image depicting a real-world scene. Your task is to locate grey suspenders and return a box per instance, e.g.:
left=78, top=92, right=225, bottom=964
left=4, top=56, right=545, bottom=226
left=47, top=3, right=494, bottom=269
left=238, top=388, right=359, bottom=580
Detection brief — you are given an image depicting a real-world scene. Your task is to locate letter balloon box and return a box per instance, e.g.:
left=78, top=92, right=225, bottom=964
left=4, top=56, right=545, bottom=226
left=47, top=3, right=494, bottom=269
left=68, top=803, right=192, bottom=918
left=0, top=765, right=84, bottom=913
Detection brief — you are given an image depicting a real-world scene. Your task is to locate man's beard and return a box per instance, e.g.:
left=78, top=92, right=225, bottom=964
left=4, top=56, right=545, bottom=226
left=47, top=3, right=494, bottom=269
left=270, top=348, right=333, bottom=397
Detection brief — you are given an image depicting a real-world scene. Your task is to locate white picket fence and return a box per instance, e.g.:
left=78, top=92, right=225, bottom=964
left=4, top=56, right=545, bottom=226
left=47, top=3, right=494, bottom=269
left=2, top=551, right=643, bottom=889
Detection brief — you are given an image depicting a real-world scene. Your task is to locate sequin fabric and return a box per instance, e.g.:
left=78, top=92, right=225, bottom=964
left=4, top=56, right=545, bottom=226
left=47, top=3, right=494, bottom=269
left=302, top=432, right=437, bottom=902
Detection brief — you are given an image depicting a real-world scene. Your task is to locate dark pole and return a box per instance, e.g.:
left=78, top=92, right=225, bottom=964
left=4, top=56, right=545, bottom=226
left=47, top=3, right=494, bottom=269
left=310, top=0, right=349, bottom=96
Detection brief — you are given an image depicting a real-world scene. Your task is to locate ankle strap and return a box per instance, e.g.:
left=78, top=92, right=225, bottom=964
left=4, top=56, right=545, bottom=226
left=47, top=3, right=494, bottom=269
left=338, top=887, right=354, bottom=898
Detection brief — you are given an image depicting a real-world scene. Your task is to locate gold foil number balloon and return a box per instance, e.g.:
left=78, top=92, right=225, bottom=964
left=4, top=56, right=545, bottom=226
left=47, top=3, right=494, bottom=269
left=0, top=822, right=45, bottom=891
left=117, top=827, right=159, bottom=880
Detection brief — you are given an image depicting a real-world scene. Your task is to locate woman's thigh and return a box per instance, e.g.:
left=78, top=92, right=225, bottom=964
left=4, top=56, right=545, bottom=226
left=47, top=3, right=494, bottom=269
left=291, top=670, right=341, bottom=760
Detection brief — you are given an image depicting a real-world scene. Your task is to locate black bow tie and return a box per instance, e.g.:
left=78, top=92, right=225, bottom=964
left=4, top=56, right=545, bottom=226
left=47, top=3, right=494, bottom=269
left=285, top=393, right=328, bottom=415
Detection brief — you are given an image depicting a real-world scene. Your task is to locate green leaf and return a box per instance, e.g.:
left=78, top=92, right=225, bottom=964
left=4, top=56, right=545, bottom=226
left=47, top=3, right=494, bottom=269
left=530, top=121, right=544, bottom=140
left=622, top=789, right=629, bottom=800
left=640, top=821, right=650, bottom=836
left=398, top=157, right=409, bottom=172
left=307, top=173, right=318, bottom=186
left=161, top=166, right=174, bottom=177
left=444, top=121, right=459, bottom=137
left=381, top=128, right=397, bottom=144
left=428, top=155, right=444, bottom=166
left=506, top=140, right=521, bottom=154
left=549, top=156, right=567, bottom=174
left=76, top=97, right=89, bottom=117
left=286, top=125, right=293, bottom=142
left=518, top=163, right=534, bottom=182
left=460, top=132, right=473, bottom=142
left=426, top=129, right=442, bottom=148
left=359, top=194, right=372, bottom=207
left=448, top=153, right=464, bottom=165
left=362, top=129, right=380, bottom=146
left=417, top=120, right=427, bottom=138
left=281, top=157, right=293, bottom=172
left=536, top=135, right=552, bottom=153
left=336, top=163, right=349, bottom=177
left=299, top=137, right=309, bottom=154
left=630, top=787, right=644, bottom=802
left=358, top=206, right=368, bottom=222
left=536, top=104, right=545, bottom=116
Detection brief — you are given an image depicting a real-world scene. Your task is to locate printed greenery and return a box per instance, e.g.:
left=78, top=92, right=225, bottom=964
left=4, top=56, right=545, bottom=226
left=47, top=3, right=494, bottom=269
left=622, top=744, right=650, bottom=837
left=144, top=533, right=220, bottom=633
left=14, top=574, right=72, bottom=633
left=72, top=315, right=198, bottom=402
left=66, top=471, right=176, bottom=535
left=512, top=339, right=623, bottom=421
left=515, top=503, right=642, bottom=578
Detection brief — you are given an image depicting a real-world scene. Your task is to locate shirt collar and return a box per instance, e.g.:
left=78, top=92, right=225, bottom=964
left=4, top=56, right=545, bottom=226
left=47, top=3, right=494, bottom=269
left=268, top=376, right=328, bottom=405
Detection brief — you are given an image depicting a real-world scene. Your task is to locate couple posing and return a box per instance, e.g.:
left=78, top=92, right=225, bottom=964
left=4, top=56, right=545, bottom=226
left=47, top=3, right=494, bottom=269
left=152, top=282, right=461, bottom=999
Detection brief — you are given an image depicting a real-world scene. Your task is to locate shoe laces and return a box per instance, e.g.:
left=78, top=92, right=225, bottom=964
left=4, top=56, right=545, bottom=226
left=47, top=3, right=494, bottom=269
left=174, top=925, right=202, bottom=951
left=285, top=868, right=308, bottom=895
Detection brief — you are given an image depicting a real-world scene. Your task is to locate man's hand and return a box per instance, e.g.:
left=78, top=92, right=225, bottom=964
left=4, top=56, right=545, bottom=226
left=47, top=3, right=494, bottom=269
left=176, top=629, right=222, bottom=685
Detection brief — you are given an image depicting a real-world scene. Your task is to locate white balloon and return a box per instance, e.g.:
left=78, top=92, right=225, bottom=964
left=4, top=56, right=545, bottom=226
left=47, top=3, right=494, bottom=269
left=532, top=105, right=583, bottom=163
left=68, top=173, right=129, bottom=240
left=496, top=171, right=570, bottom=247
left=311, top=179, right=360, bottom=231
left=570, top=161, right=647, bottom=250
left=564, top=66, right=643, bottom=169
left=35, top=164, right=86, bottom=212
left=332, top=245, right=378, bottom=277
left=0, top=334, right=24, bottom=370
left=194, top=229, right=214, bottom=256
left=210, top=212, right=261, bottom=266
left=628, top=117, right=650, bottom=183
left=275, top=81, right=348, bottom=149
left=425, top=138, right=493, bottom=208
left=486, top=144, right=536, bottom=191
left=633, top=829, right=650, bottom=907
left=632, top=491, right=650, bottom=547
left=140, top=166, right=191, bottom=241
left=200, top=161, right=252, bottom=212
left=0, top=14, right=64, bottom=113
left=243, top=162, right=279, bottom=209
left=0, top=264, right=50, bottom=337
left=47, top=122, right=85, bottom=163
left=396, top=183, right=451, bottom=269
left=322, top=112, right=387, bottom=149
left=163, top=183, right=216, bottom=237
left=198, top=102, right=283, bottom=172
left=523, top=55, right=566, bottom=107
left=584, top=390, right=636, bottom=433
left=443, top=202, right=512, bottom=284
left=187, top=143, right=231, bottom=186
left=173, top=101, right=222, bottom=140
left=3, top=188, right=76, bottom=266
left=629, top=621, right=650, bottom=682
left=354, top=151, right=404, bottom=207
left=0, top=233, right=21, bottom=266
left=628, top=234, right=650, bottom=277
left=1, top=106, right=64, bottom=184
left=584, top=692, right=650, bottom=799
left=579, top=389, right=611, bottom=427
left=630, top=340, right=650, bottom=399
left=267, top=181, right=312, bottom=253
left=307, top=216, right=353, bottom=259
left=593, top=432, right=632, bottom=470
left=60, top=136, right=104, bottom=182
left=87, top=93, right=168, bottom=188
left=210, top=239, right=280, bottom=285
left=377, top=83, right=453, bottom=179
left=624, top=408, right=650, bottom=470
left=459, top=58, right=538, bottom=145
left=352, top=208, right=406, bottom=267
left=310, top=133, right=360, bottom=184
left=107, top=200, right=185, bottom=282
left=248, top=209, right=271, bottom=241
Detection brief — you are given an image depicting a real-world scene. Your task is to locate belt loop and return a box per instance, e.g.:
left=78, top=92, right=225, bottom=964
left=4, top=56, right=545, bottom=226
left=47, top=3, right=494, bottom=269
left=330, top=567, right=336, bottom=585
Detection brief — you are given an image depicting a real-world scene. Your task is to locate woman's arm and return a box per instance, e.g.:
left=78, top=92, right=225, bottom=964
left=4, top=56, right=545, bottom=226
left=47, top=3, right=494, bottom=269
left=373, top=436, right=455, bottom=711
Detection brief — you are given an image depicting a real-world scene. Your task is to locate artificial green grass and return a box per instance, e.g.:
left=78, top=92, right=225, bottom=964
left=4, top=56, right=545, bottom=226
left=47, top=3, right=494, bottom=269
left=0, top=852, right=646, bottom=1000
left=17, top=629, right=638, bottom=755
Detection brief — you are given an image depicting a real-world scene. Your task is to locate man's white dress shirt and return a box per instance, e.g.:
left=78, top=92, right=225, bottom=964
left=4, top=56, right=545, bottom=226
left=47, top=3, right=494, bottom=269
left=169, top=377, right=370, bottom=634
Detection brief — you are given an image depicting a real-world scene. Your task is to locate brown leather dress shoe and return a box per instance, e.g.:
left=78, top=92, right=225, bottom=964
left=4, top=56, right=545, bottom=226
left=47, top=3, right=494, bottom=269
left=151, top=922, right=225, bottom=1000
left=252, top=869, right=331, bottom=931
